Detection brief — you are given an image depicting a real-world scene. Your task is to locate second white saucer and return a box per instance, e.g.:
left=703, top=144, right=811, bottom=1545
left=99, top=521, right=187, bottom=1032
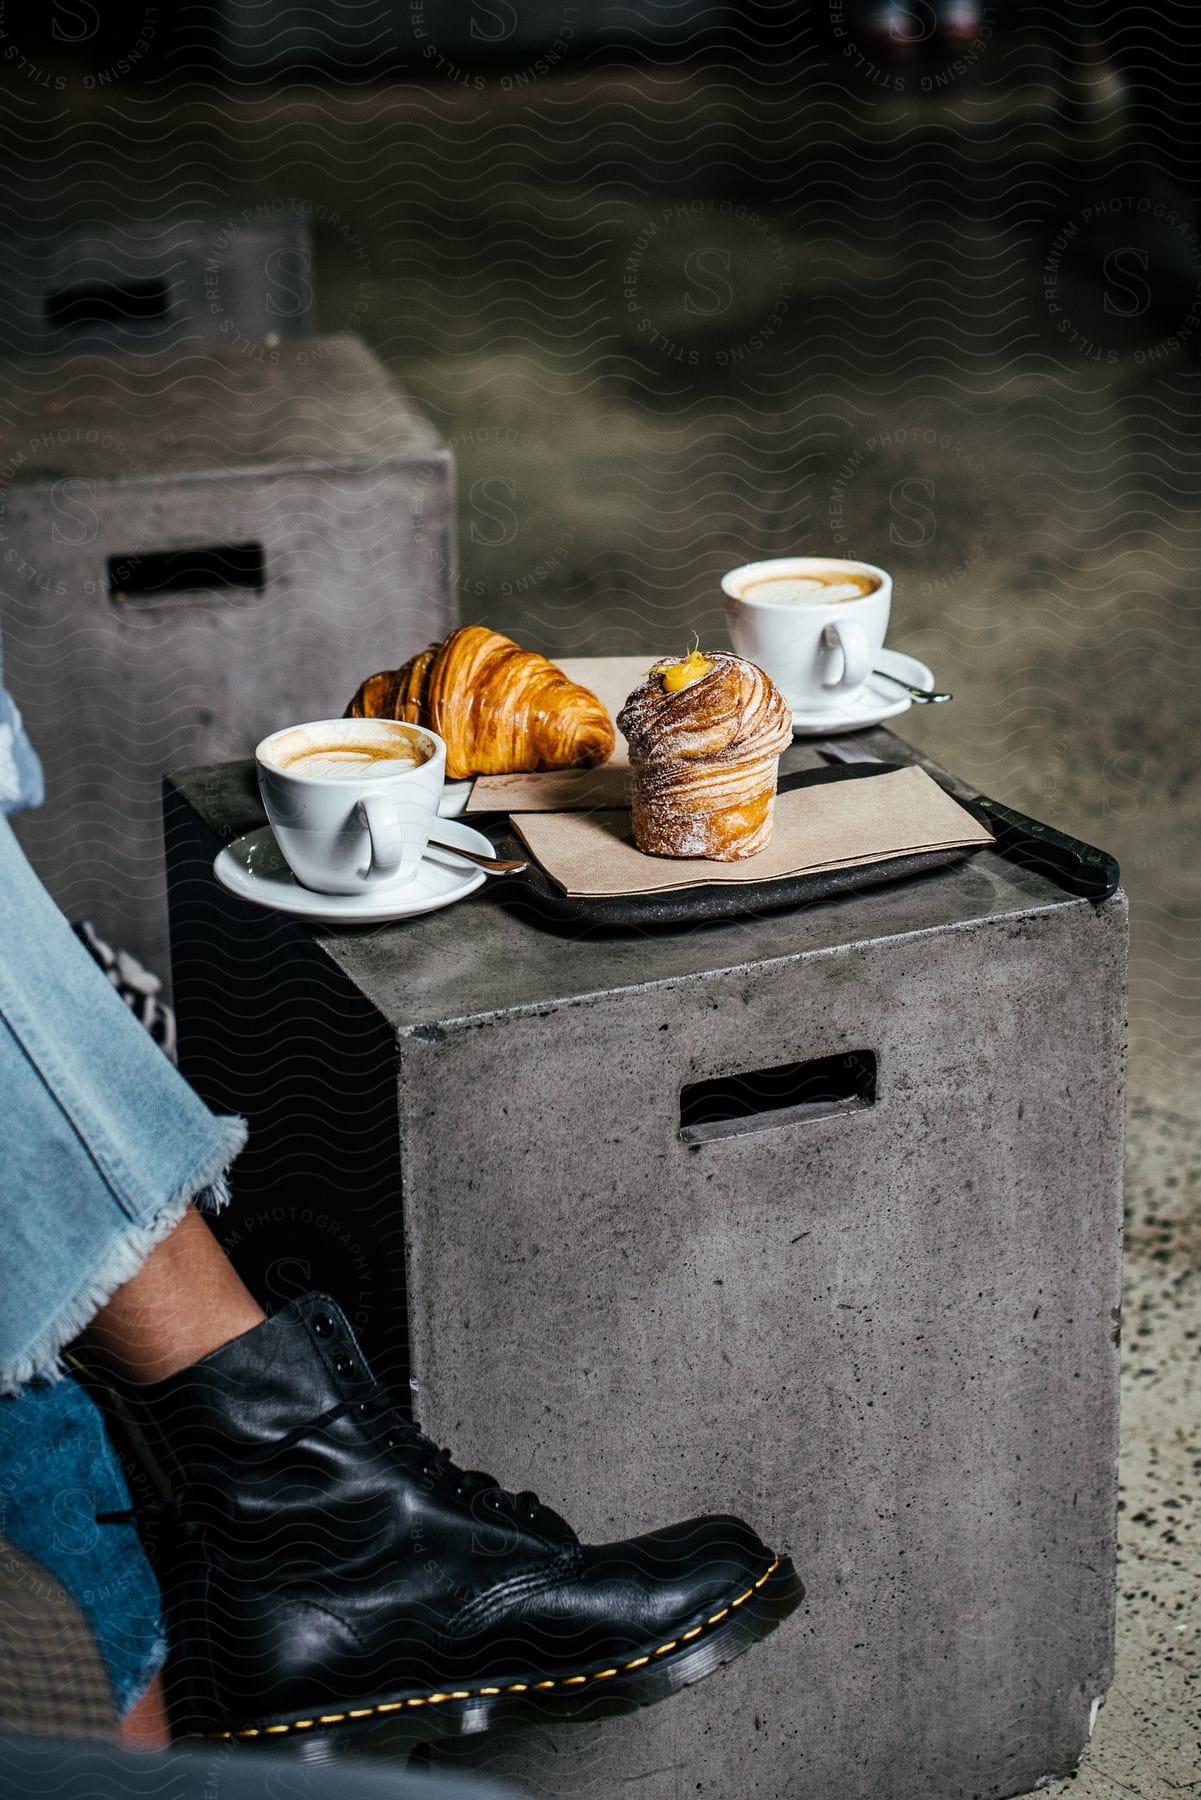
left=789, top=647, right=936, bottom=736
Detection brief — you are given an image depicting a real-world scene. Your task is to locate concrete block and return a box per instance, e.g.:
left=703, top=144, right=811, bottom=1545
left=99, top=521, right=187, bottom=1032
left=164, top=730, right=1126, bottom=1800
left=0, top=211, right=313, bottom=358
left=1, top=336, right=455, bottom=980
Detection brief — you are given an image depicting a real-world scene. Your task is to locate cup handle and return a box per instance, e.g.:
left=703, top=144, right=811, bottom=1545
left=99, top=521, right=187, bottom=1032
left=822, top=620, right=871, bottom=690
left=357, top=793, right=404, bottom=880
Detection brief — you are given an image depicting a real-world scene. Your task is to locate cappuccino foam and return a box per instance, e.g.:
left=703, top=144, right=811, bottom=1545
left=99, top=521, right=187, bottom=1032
left=742, top=570, right=879, bottom=606
left=269, top=720, right=432, bottom=781
left=283, top=746, right=422, bottom=781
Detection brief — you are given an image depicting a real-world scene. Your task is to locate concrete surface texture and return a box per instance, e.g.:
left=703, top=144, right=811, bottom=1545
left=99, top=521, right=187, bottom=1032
left=390, top=888, right=1128, bottom=1800
left=165, top=738, right=1126, bottom=1800
left=1, top=25, right=1198, bottom=1795
left=1, top=337, right=454, bottom=980
left=0, top=210, right=314, bottom=357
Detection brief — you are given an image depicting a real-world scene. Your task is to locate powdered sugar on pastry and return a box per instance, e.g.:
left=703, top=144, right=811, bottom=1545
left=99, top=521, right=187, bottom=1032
left=617, top=651, right=792, bottom=860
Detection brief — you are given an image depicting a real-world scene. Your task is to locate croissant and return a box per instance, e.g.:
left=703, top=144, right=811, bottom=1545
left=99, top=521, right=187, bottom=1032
left=617, top=649, right=792, bottom=860
left=347, top=626, right=615, bottom=782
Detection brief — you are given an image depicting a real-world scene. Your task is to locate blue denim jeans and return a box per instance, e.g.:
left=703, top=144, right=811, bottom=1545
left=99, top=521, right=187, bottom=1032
left=0, top=813, right=246, bottom=1389
left=0, top=1381, right=168, bottom=1718
left=0, top=657, right=246, bottom=1715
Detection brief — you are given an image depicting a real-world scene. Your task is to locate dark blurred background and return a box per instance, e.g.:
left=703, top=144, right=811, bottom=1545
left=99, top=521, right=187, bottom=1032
left=0, top=8, right=1198, bottom=1789
left=6, top=2, right=1195, bottom=1053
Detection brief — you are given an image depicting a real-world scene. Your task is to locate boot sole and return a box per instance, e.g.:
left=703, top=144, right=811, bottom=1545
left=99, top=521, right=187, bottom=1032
left=195, top=1551, right=803, bottom=1747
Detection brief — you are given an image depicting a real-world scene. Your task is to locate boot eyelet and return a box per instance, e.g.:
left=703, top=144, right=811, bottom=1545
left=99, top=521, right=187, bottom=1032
left=355, top=1401, right=371, bottom=1419
left=335, top=1356, right=355, bottom=1377
left=312, top=1315, right=335, bottom=1338
left=483, top=1490, right=505, bottom=1513
left=386, top=1434, right=401, bottom=1450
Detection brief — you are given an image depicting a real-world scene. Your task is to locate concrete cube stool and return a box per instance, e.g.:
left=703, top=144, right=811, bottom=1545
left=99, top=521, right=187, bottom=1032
left=163, top=731, right=1125, bottom=1800
left=0, top=211, right=313, bottom=358
left=1, top=335, right=454, bottom=981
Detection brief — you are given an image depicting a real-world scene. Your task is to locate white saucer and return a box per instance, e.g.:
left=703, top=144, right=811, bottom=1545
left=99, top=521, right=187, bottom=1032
left=789, top=647, right=936, bottom=736
left=213, top=817, right=493, bottom=924
left=438, top=781, right=471, bottom=819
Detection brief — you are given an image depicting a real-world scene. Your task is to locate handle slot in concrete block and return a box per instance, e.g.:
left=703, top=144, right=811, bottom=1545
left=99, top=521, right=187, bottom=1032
left=679, top=1048, right=877, bottom=1144
left=46, top=281, right=171, bottom=328
left=107, top=542, right=266, bottom=603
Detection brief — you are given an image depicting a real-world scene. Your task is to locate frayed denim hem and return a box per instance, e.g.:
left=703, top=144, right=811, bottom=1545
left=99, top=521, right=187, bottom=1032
left=116, top=1628, right=170, bottom=1721
left=0, top=1114, right=247, bottom=1396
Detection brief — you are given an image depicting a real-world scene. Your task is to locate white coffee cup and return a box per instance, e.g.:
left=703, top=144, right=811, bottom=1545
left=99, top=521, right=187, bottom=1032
left=256, top=717, right=446, bottom=896
left=721, top=556, right=892, bottom=714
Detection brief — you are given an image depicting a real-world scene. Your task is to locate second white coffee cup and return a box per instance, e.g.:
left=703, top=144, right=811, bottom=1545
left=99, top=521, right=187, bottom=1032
left=722, top=556, right=892, bottom=715
left=256, top=717, right=446, bottom=895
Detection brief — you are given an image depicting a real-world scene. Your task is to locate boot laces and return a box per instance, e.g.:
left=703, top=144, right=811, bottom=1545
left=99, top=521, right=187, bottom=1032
left=322, top=1390, right=546, bottom=1526
left=96, top=1412, right=545, bottom=1534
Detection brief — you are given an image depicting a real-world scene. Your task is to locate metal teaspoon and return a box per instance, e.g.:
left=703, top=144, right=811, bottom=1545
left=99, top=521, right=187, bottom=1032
left=427, top=831, right=529, bottom=876
left=872, top=668, right=953, bottom=703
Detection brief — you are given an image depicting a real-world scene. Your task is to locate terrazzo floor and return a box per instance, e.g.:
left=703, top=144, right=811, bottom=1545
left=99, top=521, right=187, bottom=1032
left=2, top=37, right=1197, bottom=1794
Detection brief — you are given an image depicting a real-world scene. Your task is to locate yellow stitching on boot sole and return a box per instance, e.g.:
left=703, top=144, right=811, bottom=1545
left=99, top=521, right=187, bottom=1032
left=210, top=1553, right=782, bottom=1740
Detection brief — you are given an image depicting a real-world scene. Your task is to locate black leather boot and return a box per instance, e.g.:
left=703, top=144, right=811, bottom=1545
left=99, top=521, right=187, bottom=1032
left=129, top=1294, right=802, bottom=1744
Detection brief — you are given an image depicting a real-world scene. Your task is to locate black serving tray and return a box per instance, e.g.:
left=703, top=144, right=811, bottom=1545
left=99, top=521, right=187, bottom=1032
left=474, top=763, right=987, bottom=932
